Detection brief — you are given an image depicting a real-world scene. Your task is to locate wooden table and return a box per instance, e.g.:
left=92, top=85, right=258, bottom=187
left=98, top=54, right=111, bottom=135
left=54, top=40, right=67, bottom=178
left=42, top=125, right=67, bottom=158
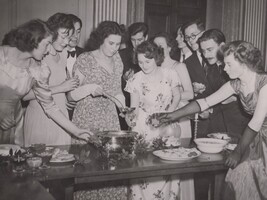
left=0, top=138, right=229, bottom=200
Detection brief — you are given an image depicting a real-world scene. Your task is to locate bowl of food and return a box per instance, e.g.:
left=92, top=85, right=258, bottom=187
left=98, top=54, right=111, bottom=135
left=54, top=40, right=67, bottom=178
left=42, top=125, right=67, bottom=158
left=207, top=132, right=231, bottom=141
left=96, top=131, right=138, bottom=154
left=27, top=157, right=42, bottom=168
left=194, top=138, right=228, bottom=153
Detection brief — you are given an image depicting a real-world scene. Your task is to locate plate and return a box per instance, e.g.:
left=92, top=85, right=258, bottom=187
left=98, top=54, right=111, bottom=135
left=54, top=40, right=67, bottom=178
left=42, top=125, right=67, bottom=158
left=50, top=157, right=75, bottom=163
left=153, top=148, right=201, bottom=161
left=0, top=144, right=24, bottom=156
left=50, top=153, right=75, bottom=163
left=207, top=133, right=231, bottom=141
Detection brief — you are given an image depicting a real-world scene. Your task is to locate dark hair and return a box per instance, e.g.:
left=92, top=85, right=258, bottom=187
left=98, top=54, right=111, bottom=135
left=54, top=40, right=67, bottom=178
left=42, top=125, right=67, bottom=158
left=199, top=29, right=225, bottom=45
left=221, top=40, right=264, bottom=73
left=85, top=21, right=123, bottom=51
left=68, top=14, right=82, bottom=28
left=2, top=19, right=52, bottom=52
left=134, top=41, right=164, bottom=66
left=46, top=13, right=74, bottom=41
left=182, top=19, right=205, bottom=35
left=152, top=32, right=178, bottom=60
left=128, top=22, right=149, bottom=38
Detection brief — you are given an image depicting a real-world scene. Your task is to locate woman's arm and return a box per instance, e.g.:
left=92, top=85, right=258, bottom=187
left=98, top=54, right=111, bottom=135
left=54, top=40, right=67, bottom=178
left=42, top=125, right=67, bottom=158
left=156, top=82, right=235, bottom=125
left=67, top=68, right=102, bottom=101
left=174, top=62, right=194, bottom=101
left=168, top=86, right=181, bottom=112
left=125, top=92, right=140, bottom=127
left=226, top=84, right=267, bottom=168
left=23, top=77, right=79, bottom=101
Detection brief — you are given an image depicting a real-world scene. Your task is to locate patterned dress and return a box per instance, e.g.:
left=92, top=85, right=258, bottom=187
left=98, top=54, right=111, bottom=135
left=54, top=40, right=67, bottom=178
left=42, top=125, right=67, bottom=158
left=224, top=74, right=267, bottom=200
left=125, top=68, right=183, bottom=200
left=72, top=51, right=122, bottom=132
left=72, top=51, right=127, bottom=200
left=0, top=46, right=59, bottom=145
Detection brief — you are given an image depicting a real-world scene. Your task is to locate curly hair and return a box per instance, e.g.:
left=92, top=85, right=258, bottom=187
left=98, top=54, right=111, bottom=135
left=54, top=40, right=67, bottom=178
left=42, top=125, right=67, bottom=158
left=152, top=32, right=178, bottom=60
left=85, top=21, right=124, bottom=51
left=221, top=40, right=264, bottom=73
left=46, top=13, right=74, bottom=41
left=2, top=19, right=53, bottom=52
left=133, top=41, right=164, bottom=66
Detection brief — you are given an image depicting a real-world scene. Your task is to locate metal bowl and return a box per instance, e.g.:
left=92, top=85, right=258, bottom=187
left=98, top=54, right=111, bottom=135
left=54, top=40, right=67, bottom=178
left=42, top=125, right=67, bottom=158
left=96, top=131, right=138, bottom=154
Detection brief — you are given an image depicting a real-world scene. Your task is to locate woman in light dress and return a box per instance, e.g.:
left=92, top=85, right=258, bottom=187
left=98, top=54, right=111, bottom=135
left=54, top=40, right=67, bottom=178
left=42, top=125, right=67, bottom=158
left=154, top=41, right=267, bottom=200
left=153, top=32, right=194, bottom=139
left=125, top=41, right=181, bottom=200
left=0, top=19, right=91, bottom=146
left=23, top=13, right=95, bottom=146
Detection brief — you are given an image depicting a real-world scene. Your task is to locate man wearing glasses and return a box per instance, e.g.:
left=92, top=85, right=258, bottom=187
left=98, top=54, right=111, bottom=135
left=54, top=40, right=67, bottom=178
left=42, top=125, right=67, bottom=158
left=182, top=21, right=229, bottom=200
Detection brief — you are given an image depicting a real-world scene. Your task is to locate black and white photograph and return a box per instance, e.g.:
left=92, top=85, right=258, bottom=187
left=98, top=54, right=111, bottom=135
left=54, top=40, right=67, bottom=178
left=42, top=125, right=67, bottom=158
left=0, top=0, right=267, bottom=199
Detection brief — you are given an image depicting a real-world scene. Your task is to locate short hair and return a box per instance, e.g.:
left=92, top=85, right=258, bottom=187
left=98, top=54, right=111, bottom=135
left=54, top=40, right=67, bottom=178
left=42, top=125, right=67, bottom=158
left=2, top=19, right=52, bottom=52
left=199, top=29, right=225, bottom=45
left=46, top=13, right=74, bottom=41
left=85, top=21, right=123, bottom=51
left=182, top=19, right=205, bottom=35
left=134, top=41, right=164, bottom=66
left=68, top=14, right=82, bottom=28
left=152, top=32, right=178, bottom=60
left=128, top=22, right=149, bottom=38
left=221, top=40, right=264, bottom=73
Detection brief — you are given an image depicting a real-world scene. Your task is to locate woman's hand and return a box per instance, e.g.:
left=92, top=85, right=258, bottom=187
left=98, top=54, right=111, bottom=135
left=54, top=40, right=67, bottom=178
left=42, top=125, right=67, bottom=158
left=90, top=84, right=103, bottom=97
left=149, top=112, right=178, bottom=127
left=59, top=77, right=80, bottom=93
left=125, top=111, right=137, bottom=128
left=225, top=150, right=242, bottom=169
left=0, top=116, right=16, bottom=130
left=76, top=129, right=101, bottom=146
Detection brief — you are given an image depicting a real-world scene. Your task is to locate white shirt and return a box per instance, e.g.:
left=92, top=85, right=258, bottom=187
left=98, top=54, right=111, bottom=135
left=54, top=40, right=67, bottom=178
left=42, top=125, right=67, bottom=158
left=66, top=48, right=76, bottom=78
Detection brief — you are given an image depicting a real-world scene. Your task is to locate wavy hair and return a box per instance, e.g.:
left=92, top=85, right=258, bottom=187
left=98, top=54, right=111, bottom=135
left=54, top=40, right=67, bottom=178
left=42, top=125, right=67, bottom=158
left=221, top=40, right=264, bottom=73
left=2, top=19, right=53, bottom=52
left=133, top=41, right=164, bottom=66
left=85, top=21, right=124, bottom=51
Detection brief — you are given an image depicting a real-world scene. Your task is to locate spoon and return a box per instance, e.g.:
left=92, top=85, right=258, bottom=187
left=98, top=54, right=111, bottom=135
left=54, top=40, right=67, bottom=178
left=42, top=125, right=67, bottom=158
left=103, top=92, right=135, bottom=114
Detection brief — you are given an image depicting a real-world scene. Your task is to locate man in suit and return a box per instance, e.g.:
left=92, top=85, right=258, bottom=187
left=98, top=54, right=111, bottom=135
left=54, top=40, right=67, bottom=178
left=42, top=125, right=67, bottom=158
left=66, top=14, right=84, bottom=120
left=119, top=22, right=148, bottom=129
left=199, top=29, right=250, bottom=136
left=183, top=19, right=227, bottom=136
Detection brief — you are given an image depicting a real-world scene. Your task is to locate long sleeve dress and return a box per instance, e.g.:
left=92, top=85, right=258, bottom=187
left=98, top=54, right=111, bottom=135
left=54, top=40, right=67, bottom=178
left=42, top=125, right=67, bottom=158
left=224, top=74, right=267, bottom=200
left=125, top=68, right=195, bottom=200
left=0, top=46, right=59, bottom=146
left=24, top=52, right=71, bottom=146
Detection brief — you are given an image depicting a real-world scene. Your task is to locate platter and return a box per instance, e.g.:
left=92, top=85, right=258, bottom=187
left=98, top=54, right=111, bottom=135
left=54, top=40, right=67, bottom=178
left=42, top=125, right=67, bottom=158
left=49, top=154, right=75, bottom=163
left=153, top=147, right=201, bottom=161
left=0, top=144, right=25, bottom=156
left=49, top=148, right=75, bottom=164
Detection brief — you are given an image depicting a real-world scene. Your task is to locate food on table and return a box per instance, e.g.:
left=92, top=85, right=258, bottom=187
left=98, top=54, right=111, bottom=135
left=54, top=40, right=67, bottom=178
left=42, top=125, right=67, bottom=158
left=207, top=133, right=231, bottom=141
left=27, top=157, right=42, bottom=168
left=50, top=148, right=75, bottom=162
left=153, top=147, right=201, bottom=161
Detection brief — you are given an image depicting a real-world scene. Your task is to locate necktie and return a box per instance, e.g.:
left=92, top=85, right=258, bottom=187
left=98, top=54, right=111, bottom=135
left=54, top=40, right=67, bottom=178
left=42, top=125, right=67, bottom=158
left=67, top=50, right=76, bottom=58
